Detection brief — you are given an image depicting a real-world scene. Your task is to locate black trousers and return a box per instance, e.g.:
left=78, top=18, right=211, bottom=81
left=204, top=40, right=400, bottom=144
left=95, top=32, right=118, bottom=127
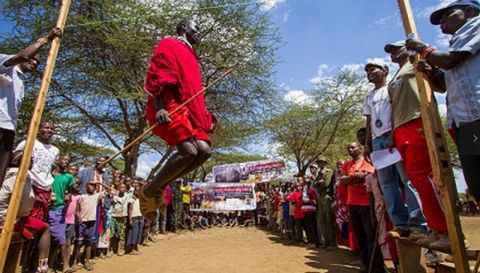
left=0, top=128, right=15, bottom=187
left=457, top=119, right=480, bottom=202
left=166, top=204, right=174, bottom=231
left=349, top=205, right=385, bottom=273
left=294, top=218, right=304, bottom=243
left=303, top=211, right=319, bottom=246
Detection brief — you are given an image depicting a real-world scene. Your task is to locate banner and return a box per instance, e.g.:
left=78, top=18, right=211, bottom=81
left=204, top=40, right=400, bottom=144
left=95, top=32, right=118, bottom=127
left=190, top=183, right=256, bottom=211
left=212, top=160, right=285, bottom=183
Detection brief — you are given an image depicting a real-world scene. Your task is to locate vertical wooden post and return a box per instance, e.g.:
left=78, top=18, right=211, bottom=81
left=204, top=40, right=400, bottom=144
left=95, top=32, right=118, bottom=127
left=0, top=0, right=72, bottom=271
left=396, top=1, right=469, bottom=272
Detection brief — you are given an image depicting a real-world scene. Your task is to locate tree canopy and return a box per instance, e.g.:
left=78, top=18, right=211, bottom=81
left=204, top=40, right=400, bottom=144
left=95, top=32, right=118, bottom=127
left=0, top=0, right=280, bottom=178
left=266, top=70, right=369, bottom=176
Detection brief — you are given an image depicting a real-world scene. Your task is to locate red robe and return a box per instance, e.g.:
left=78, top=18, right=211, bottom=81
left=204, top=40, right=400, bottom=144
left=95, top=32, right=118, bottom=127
left=144, top=37, right=215, bottom=145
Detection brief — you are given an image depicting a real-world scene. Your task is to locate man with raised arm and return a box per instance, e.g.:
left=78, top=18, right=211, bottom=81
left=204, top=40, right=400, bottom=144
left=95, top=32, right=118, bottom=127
left=0, top=27, right=62, bottom=186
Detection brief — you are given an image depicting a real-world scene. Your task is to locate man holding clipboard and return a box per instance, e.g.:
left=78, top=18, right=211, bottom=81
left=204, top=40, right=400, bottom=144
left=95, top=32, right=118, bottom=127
left=363, top=61, right=427, bottom=240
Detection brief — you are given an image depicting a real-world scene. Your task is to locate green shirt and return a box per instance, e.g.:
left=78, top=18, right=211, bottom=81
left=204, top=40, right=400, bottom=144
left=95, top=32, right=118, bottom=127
left=50, top=173, right=76, bottom=210
left=388, top=62, right=422, bottom=129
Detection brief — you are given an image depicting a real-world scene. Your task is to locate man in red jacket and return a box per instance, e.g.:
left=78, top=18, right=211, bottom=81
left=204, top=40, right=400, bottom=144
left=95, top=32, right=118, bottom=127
left=140, top=19, right=216, bottom=218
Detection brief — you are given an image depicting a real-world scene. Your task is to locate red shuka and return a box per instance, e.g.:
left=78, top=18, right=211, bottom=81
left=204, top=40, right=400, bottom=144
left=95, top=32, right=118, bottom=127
left=144, top=38, right=215, bottom=145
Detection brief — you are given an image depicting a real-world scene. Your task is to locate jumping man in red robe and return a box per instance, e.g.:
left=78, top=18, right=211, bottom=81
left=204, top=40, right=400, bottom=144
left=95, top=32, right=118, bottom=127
left=139, top=19, right=216, bottom=218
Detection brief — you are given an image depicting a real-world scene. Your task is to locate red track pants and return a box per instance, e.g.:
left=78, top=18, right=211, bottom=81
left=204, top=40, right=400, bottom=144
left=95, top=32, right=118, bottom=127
left=394, top=118, right=447, bottom=232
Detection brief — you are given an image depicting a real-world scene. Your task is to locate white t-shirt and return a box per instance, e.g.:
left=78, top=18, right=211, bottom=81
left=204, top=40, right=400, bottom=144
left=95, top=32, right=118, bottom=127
left=15, top=139, right=59, bottom=190
left=363, top=86, right=393, bottom=138
left=112, top=194, right=129, bottom=217
left=0, top=54, right=25, bottom=131
left=129, top=196, right=142, bottom=218
left=445, top=16, right=480, bottom=126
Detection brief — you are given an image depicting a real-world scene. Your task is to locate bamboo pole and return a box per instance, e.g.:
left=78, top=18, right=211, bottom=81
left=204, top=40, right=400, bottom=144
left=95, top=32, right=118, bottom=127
left=98, top=67, right=235, bottom=169
left=396, top=1, right=469, bottom=272
left=0, top=0, right=72, bottom=271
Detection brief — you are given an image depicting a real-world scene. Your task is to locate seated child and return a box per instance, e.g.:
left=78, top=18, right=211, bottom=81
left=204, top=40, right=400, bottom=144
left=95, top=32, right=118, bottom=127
left=0, top=151, right=50, bottom=273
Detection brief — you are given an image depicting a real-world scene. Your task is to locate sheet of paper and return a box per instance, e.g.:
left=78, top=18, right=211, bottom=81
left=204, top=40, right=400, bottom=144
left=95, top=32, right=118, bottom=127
left=370, top=148, right=402, bottom=169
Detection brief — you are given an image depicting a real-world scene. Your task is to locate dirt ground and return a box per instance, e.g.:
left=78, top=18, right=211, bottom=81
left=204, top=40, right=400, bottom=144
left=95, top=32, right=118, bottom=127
left=84, top=216, right=479, bottom=273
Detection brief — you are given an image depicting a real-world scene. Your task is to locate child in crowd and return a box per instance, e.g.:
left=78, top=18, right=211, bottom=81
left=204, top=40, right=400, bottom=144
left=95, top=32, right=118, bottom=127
left=64, top=179, right=80, bottom=270
left=127, top=182, right=143, bottom=255
left=74, top=182, right=106, bottom=271
left=48, top=155, right=76, bottom=273
left=111, top=183, right=129, bottom=255
left=0, top=151, right=50, bottom=273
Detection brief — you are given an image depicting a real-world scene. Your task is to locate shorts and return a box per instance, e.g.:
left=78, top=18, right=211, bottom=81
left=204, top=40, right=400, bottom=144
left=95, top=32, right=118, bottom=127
left=14, top=216, right=49, bottom=240
left=111, top=217, right=126, bottom=239
left=65, top=224, right=76, bottom=243
left=77, top=221, right=96, bottom=243
left=48, top=209, right=66, bottom=246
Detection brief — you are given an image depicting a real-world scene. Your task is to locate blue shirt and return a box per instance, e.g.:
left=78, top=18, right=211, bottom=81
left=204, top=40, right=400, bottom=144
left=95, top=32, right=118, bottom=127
left=445, top=16, right=480, bottom=126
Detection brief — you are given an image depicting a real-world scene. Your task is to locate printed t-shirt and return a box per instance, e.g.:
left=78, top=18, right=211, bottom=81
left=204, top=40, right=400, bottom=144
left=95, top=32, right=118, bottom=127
left=15, top=139, right=59, bottom=190
left=112, top=194, right=129, bottom=217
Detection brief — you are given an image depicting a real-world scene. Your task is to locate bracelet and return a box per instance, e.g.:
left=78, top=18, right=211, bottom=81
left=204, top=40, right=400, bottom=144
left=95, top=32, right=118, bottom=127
left=420, top=46, right=436, bottom=58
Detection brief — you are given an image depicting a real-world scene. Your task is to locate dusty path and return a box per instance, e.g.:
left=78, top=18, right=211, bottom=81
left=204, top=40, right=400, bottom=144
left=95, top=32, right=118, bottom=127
left=82, top=216, right=479, bottom=273
left=87, top=227, right=361, bottom=273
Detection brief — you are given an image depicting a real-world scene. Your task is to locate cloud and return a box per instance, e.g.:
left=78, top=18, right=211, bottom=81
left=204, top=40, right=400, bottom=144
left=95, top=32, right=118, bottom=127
left=80, top=136, right=114, bottom=150
left=283, top=89, right=314, bottom=105
left=136, top=162, right=153, bottom=178
left=437, top=103, right=447, bottom=117
left=259, top=0, right=285, bottom=10
left=371, top=16, right=393, bottom=29
left=417, top=0, right=456, bottom=19
left=341, top=63, right=363, bottom=73
left=309, top=64, right=331, bottom=85
left=434, top=28, right=451, bottom=49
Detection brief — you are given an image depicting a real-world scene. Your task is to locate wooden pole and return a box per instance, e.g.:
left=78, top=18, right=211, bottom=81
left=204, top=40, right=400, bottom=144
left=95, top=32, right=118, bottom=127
left=396, top=1, right=469, bottom=272
left=98, top=67, right=235, bottom=169
left=0, top=0, right=72, bottom=271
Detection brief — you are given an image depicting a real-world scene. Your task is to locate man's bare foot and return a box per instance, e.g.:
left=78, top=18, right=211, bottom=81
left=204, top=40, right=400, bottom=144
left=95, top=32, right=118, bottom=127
left=138, top=185, right=157, bottom=219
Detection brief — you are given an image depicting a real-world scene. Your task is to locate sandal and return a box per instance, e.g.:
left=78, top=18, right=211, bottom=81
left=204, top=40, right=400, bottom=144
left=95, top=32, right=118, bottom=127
left=138, top=185, right=157, bottom=219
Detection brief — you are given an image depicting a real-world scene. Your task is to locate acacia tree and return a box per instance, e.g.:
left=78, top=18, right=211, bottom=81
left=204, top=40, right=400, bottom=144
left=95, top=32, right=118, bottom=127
left=1, top=0, right=280, bottom=177
left=266, top=71, right=368, bottom=176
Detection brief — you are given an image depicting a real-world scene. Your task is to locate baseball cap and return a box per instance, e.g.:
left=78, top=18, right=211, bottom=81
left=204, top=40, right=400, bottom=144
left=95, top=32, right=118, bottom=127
left=309, top=164, right=318, bottom=169
left=384, top=40, right=406, bottom=53
left=364, top=61, right=389, bottom=74
left=430, top=0, right=480, bottom=25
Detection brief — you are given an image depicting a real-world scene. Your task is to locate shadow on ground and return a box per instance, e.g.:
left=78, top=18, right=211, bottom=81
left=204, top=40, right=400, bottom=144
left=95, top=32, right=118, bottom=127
left=259, top=227, right=361, bottom=273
